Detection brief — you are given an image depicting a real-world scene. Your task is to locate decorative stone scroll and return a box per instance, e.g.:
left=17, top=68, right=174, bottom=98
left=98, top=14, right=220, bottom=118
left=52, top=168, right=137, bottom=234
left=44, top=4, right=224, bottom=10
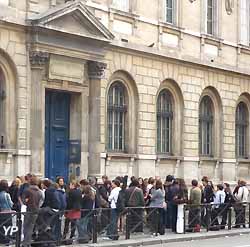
left=29, top=51, right=49, bottom=67
left=88, top=61, right=107, bottom=79
left=225, top=0, right=233, bottom=15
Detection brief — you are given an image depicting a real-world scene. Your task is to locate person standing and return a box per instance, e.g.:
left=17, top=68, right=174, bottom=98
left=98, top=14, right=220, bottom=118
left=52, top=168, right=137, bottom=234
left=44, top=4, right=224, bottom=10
left=149, top=180, right=165, bottom=235
left=188, top=180, right=201, bottom=232
left=234, top=180, right=249, bottom=228
left=125, top=179, right=144, bottom=233
left=22, top=176, right=43, bottom=247
left=0, top=180, right=13, bottom=244
left=210, top=184, right=225, bottom=230
left=106, top=179, right=121, bottom=240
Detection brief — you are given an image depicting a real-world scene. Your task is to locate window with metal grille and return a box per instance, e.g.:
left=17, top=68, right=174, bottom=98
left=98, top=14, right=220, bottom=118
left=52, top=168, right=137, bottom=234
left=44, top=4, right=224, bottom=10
left=166, top=0, right=175, bottom=24
left=236, top=102, right=248, bottom=158
left=112, top=0, right=130, bottom=12
left=107, top=82, right=127, bottom=152
left=157, top=90, right=173, bottom=153
left=199, top=96, right=214, bottom=156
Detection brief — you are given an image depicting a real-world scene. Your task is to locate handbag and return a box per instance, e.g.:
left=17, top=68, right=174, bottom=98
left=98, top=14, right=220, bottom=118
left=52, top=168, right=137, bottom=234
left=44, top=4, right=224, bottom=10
left=65, top=209, right=81, bottom=220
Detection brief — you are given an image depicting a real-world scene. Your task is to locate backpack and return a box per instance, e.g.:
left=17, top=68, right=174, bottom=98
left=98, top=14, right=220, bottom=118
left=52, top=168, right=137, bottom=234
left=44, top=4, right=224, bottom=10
left=116, top=190, right=125, bottom=213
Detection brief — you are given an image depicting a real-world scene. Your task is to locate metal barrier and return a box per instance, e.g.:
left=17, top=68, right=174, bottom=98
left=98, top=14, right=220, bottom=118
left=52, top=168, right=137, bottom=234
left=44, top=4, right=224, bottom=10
left=0, top=203, right=249, bottom=246
left=184, top=202, right=250, bottom=233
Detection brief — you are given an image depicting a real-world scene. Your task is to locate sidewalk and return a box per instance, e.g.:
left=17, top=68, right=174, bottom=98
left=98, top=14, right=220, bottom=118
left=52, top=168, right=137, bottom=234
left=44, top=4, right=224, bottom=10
left=68, top=228, right=250, bottom=247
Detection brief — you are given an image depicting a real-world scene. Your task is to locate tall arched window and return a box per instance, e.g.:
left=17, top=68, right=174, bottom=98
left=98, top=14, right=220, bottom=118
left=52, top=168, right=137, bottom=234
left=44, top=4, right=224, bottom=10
left=107, top=82, right=127, bottom=151
left=199, top=96, right=214, bottom=156
left=157, top=90, right=173, bottom=153
left=236, top=102, right=248, bottom=158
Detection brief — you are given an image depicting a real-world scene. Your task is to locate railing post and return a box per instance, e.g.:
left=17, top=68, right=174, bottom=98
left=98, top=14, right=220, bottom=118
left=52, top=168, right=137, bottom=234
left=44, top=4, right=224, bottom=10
left=15, top=212, right=22, bottom=247
left=248, top=203, right=250, bottom=228
left=125, top=208, right=130, bottom=240
left=155, top=208, right=159, bottom=236
left=183, top=204, right=186, bottom=234
left=92, top=210, right=98, bottom=244
left=206, top=205, right=211, bottom=232
left=228, top=207, right=232, bottom=230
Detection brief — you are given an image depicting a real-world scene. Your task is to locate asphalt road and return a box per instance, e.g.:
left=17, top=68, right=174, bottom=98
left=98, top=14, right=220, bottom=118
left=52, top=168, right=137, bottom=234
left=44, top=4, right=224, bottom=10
left=147, top=234, right=250, bottom=247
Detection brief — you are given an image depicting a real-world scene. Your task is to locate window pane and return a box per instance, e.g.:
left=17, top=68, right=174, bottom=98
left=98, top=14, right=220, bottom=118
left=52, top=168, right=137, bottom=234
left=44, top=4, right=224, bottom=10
left=199, top=96, right=213, bottom=156
left=236, top=102, right=248, bottom=157
left=166, top=0, right=174, bottom=24
left=157, top=90, right=173, bottom=153
left=107, top=82, right=127, bottom=151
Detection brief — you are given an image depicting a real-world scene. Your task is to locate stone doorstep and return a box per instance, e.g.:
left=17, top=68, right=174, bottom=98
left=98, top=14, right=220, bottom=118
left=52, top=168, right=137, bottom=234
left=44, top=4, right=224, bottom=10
left=69, top=228, right=250, bottom=247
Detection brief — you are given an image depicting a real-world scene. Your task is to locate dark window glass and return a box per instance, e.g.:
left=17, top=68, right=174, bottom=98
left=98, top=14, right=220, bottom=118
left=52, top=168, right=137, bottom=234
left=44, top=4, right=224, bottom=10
left=157, top=90, right=173, bottom=153
left=199, top=96, right=213, bottom=156
left=107, top=82, right=127, bottom=151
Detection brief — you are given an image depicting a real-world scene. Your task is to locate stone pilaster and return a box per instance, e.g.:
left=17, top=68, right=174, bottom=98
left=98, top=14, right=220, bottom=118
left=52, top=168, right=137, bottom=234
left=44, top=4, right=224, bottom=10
left=88, top=61, right=107, bottom=178
left=29, top=51, right=49, bottom=175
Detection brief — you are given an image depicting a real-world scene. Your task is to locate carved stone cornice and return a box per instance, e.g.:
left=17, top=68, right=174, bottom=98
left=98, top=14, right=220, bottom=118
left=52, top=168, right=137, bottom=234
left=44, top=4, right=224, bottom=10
left=88, top=61, right=107, bottom=79
left=29, top=51, right=49, bottom=67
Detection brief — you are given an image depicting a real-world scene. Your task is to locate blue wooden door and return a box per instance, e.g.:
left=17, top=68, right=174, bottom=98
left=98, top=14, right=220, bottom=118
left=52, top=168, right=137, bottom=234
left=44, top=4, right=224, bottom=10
left=45, top=91, right=70, bottom=181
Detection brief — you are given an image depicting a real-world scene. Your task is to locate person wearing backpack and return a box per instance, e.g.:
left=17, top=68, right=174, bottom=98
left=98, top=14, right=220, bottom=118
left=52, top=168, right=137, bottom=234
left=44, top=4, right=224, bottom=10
left=105, top=179, right=121, bottom=240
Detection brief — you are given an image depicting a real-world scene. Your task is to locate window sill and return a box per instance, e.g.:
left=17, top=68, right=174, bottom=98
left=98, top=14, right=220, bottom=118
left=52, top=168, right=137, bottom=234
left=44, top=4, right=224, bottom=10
left=105, top=152, right=136, bottom=159
left=201, top=34, right=223, bottom=46
left=156, top=154, right=183, bottom=161
left=159, top=22, right=184, bottom=32
left=109, top=7, right=139, bottom=20
left=199, top=156, right=219, bottom=162
left=237, top=158, right=250, bottom=163
left=238, top=44, right=250, bottom=55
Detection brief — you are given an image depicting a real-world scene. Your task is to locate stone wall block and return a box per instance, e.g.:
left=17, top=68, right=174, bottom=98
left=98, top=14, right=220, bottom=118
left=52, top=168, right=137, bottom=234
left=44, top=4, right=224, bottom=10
left=0, top=29, right=9, bottom=50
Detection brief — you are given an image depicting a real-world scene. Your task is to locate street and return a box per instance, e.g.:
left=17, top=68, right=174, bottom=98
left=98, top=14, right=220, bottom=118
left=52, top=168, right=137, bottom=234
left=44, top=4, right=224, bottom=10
left=147, top=234, right=250, bottom=247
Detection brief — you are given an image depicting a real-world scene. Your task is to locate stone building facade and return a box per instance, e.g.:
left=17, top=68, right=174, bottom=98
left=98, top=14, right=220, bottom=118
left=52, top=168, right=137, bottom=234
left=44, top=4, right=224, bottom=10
left=0, top=0, right=250, bottom=183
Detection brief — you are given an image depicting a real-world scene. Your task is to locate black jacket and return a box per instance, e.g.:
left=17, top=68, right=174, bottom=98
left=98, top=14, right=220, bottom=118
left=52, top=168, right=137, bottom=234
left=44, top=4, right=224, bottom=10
left=66, top=188, right=82, bottom=210
left=43, top=186, right=60, bottom=209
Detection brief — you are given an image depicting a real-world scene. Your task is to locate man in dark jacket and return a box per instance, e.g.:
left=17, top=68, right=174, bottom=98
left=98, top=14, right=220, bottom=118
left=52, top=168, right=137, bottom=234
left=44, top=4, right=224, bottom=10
left=125, top=179, right=144, bottom=232
left=22, top=176, right=43, bottom=247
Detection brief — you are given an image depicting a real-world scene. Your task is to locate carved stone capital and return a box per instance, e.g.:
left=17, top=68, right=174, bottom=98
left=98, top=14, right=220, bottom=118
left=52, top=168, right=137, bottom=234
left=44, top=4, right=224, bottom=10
left=29, top=51, right=49, bottom=67
left=88, top=61, right=107, bottom=79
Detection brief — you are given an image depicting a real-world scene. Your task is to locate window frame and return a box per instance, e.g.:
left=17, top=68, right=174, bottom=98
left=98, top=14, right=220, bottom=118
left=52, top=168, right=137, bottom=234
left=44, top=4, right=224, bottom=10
left=112, top=0, right=130, bottom=12
left=156, top=89, right=173, bottom=154
left=164, top=0, right=177, bottom=25
left=236, top=102, right=249, bottom=158
left=199, top=95, right=214, bottom=156
left=205, top=0, right=218, bottom=36
left=107, top=81, right=127, bottom=152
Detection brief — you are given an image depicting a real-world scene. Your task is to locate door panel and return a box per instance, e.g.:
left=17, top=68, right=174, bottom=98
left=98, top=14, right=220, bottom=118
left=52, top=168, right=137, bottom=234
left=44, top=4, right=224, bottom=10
left=45, top=91, right=70, bottom=181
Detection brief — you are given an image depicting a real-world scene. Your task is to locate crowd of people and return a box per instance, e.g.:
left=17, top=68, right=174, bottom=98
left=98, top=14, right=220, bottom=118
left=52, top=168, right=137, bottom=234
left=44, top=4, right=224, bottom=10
left=0, top=173, right=248, bottom=246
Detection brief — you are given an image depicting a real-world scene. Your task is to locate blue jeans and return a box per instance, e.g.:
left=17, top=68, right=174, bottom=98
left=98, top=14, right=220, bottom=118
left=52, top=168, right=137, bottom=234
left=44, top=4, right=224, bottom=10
left=77, top=215, right=91, bottom=241
left=107, top=209, right=118, bottom=240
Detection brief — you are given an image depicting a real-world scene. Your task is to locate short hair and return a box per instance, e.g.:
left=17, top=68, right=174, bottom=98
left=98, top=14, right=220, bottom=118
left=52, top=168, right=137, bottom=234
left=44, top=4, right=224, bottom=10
left=112, top=179, right=120, bottom=187
left=148, top=177, right=155, bottom=185
left=165, top=175, right=174, bottom=182
left=201, top=176, right=209, bottom=183
left=217, top=184, right=223, bottom=190
left=102, top=175, right=108, bottom=180
left=88, top=176, right=97, bottom=186
left=80, top=179, right=89, bottom=186
left=0, top=180, right=8, bottom=192
left=192, top=179, right=198, bottom=187
left=43, top=179, right=51, bottom=188
left=30, top=176, right=39, bottom=186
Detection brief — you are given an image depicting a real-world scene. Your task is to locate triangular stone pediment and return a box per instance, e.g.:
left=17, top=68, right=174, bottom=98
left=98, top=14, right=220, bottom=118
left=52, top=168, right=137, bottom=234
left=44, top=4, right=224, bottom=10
left=29, top=0, right=114, bottom=42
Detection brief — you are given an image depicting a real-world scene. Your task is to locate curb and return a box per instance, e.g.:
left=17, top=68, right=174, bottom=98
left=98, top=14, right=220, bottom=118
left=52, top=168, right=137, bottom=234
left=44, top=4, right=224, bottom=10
left=83, top=229, right=250, bottom=247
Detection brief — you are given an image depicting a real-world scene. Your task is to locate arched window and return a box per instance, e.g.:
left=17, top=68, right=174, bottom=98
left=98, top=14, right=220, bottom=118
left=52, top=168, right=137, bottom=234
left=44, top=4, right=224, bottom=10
left=199, top=96, right=214, bottom=156
left=157, top=90, right=173, bottom=153
left=107, top=82, right=127, bottom=151
left=236, top=102, right=248, bottom=158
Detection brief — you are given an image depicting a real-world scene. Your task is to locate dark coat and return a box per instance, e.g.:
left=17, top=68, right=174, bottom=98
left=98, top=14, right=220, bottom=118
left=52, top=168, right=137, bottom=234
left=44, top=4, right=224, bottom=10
left=66, top=188, right=82, bottom=210
left=43, top=186, right=60, bottom=209
left=125, top=186, right=144, bottom=207
left=56, top=189, right=67, bottom=210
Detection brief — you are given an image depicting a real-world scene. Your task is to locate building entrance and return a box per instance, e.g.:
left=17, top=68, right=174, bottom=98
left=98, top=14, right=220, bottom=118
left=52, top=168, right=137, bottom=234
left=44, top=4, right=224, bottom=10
left=45, top=90, right=70, bottom=181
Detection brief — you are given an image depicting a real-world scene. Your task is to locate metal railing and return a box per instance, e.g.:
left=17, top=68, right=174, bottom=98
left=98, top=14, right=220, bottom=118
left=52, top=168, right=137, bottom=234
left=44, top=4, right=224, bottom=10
left=0, top=203, right=249, bottom=246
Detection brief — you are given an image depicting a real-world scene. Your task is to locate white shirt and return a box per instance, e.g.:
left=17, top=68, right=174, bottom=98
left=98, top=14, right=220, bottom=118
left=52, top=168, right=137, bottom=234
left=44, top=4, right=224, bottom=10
left=108, top=187, right=121, bottom=209
left=236, top=186, right=249, bottom=203
left=213, top=190, right=226, bottom=208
